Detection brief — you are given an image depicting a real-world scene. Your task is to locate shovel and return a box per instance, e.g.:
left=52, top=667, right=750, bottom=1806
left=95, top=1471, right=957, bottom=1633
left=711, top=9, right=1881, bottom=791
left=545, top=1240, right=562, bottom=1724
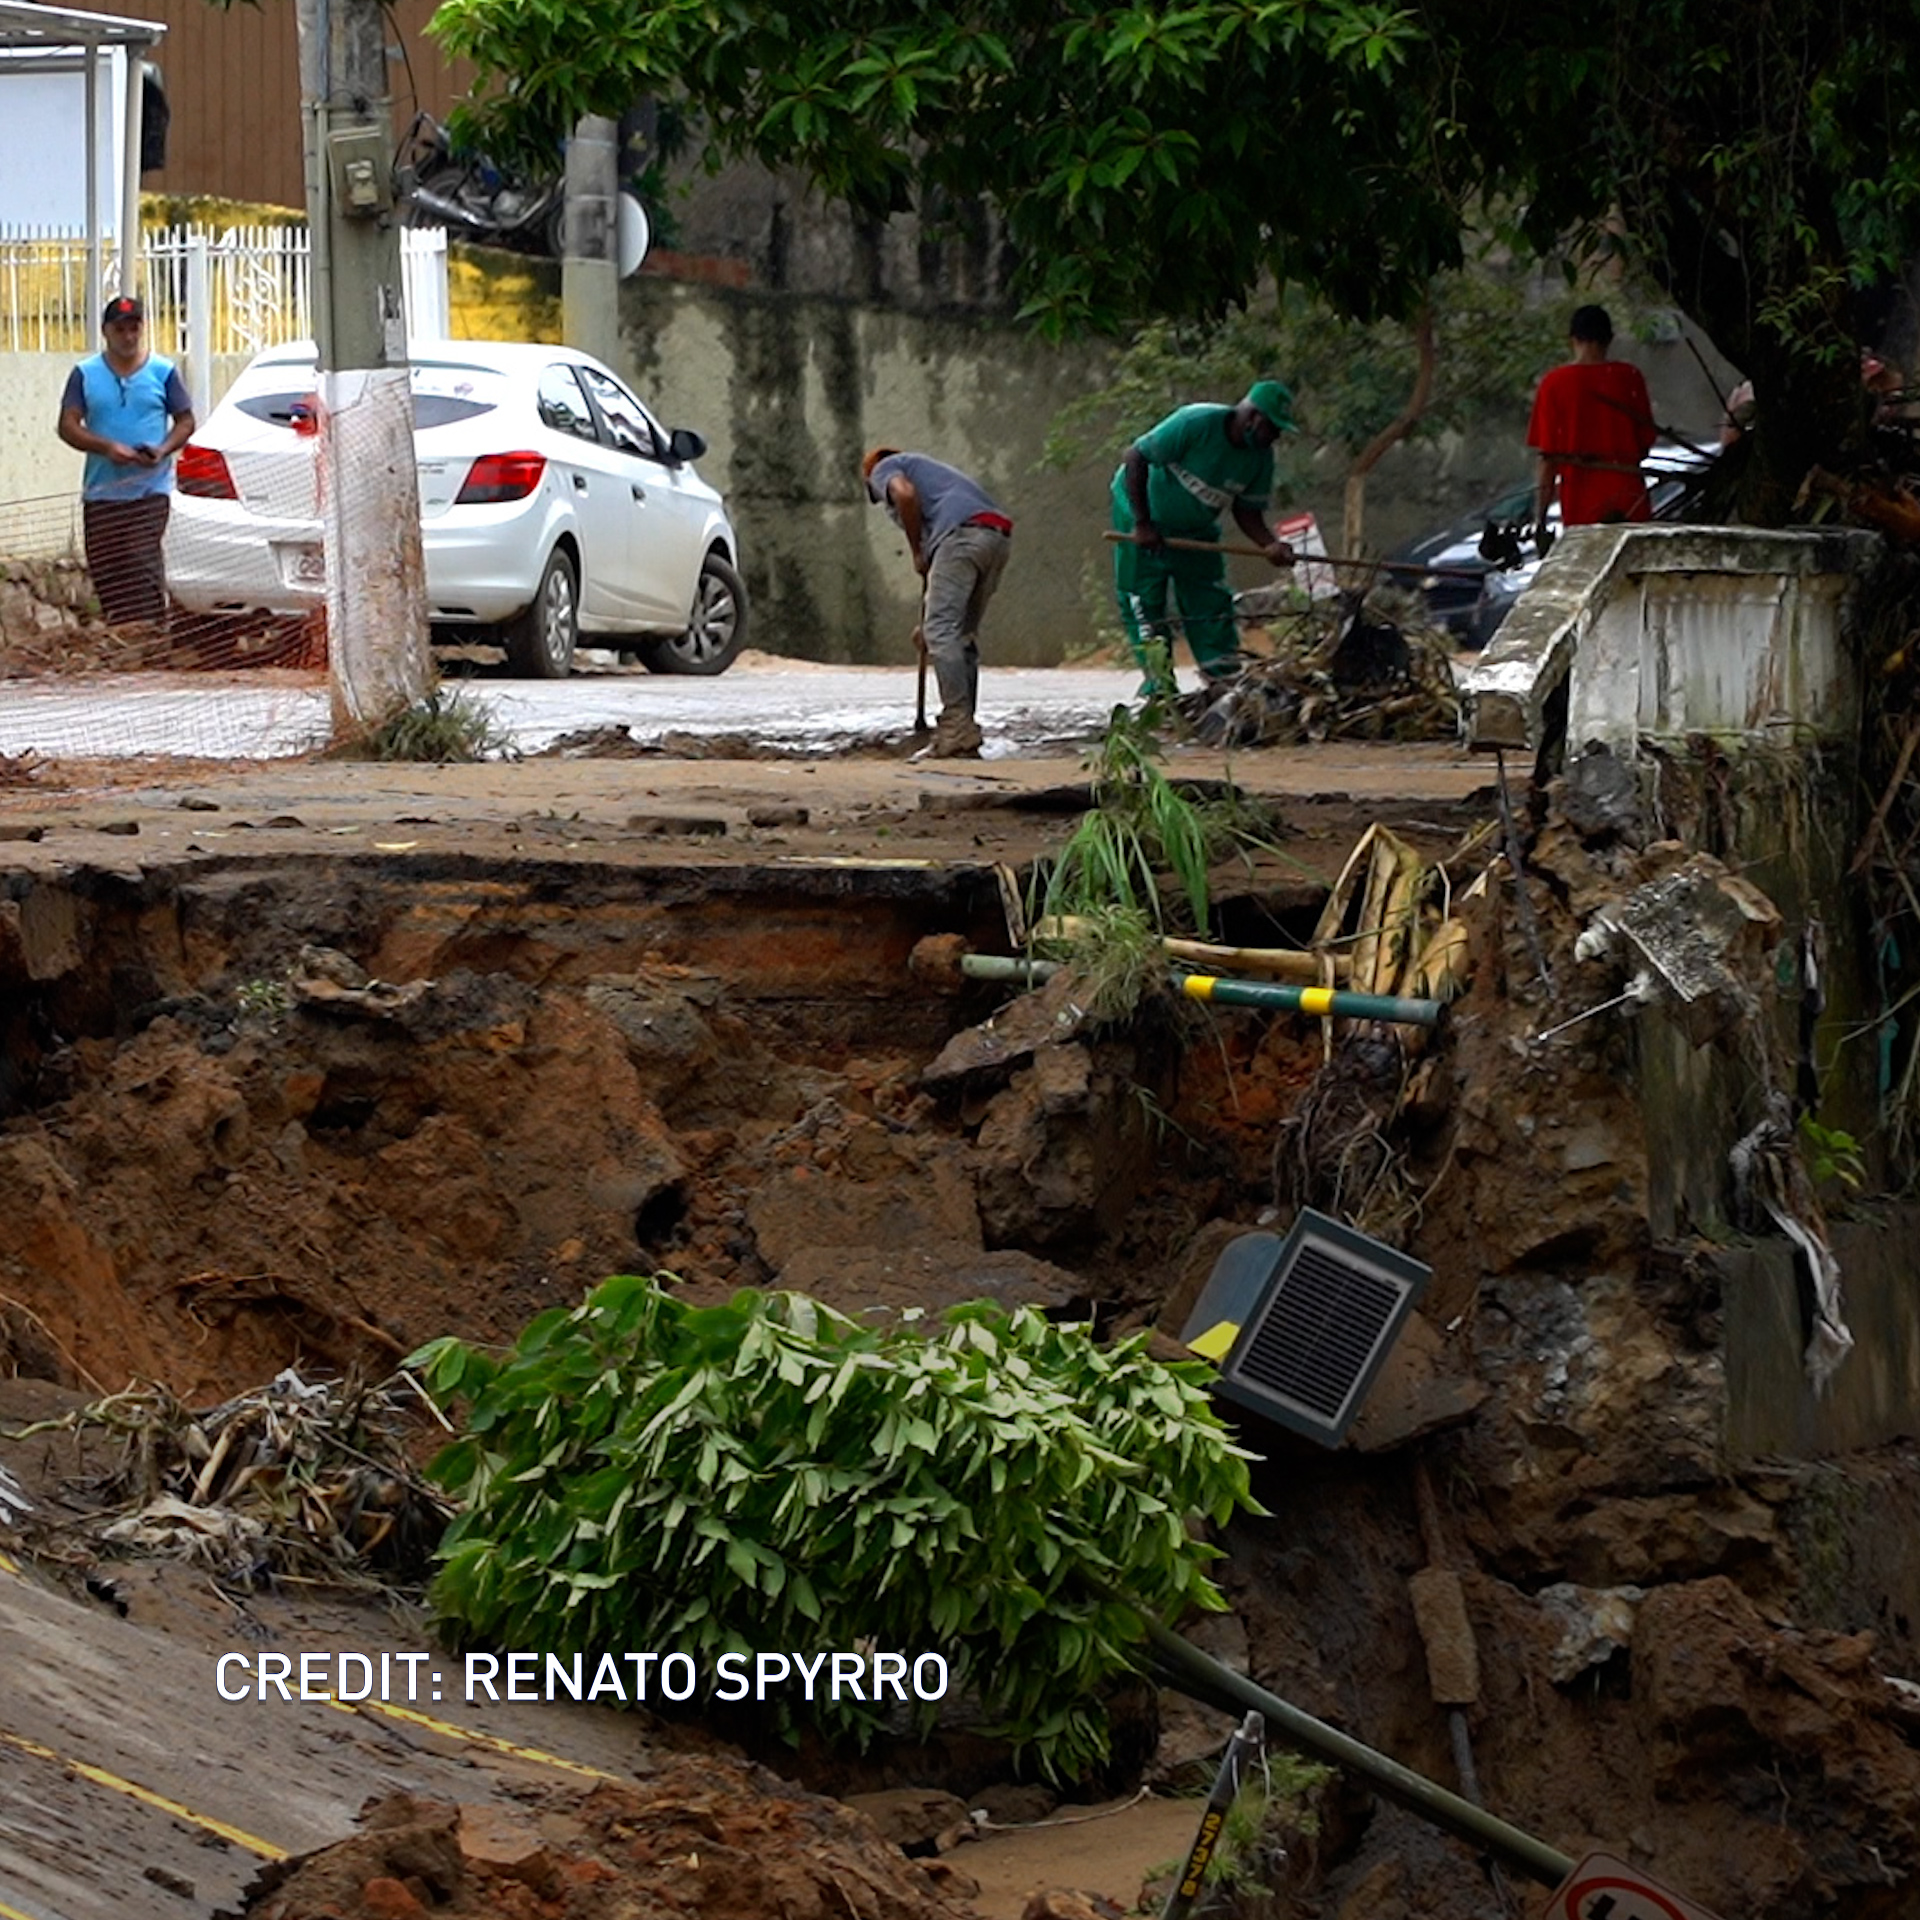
left=911, top=577, right=931, bottom=735
left=1103, top=529, right=1484, bottom=580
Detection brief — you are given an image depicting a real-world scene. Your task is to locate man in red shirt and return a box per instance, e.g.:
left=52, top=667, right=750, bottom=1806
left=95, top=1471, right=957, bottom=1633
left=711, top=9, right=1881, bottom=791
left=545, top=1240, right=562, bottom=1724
left=1528, top=305, right=1656, bottom=542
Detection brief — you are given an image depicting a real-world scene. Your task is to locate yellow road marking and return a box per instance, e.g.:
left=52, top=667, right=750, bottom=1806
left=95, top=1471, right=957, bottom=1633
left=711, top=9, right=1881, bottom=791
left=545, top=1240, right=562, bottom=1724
left=326, top=1696, right=619, bottom=1781
left=0, top=1896, right=48, bottom=1920
left=0, top=1728, right=286, bottom=1860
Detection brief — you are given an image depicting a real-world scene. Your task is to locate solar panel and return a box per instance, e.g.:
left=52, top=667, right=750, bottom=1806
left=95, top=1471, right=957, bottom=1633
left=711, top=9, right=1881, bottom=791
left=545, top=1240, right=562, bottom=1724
left=1186, top=1209, right=1431, bottom=1447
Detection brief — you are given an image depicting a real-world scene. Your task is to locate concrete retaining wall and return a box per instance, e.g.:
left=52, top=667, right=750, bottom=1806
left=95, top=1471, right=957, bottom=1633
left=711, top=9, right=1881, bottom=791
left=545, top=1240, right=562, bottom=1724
left=1462, top=523, right=1878, bottom=754
left=1722, top=1206, right=1920, bottom=1459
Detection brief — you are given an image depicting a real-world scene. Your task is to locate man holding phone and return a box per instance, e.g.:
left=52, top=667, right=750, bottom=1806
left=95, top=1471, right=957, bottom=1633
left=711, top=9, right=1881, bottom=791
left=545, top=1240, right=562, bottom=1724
left=58, top=295, right=196, bottom=627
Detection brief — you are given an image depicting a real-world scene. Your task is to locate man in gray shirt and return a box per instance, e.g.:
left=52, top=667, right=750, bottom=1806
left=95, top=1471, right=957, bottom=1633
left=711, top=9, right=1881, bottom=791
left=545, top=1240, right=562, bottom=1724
left=865, top=448, right=1013, bottom=758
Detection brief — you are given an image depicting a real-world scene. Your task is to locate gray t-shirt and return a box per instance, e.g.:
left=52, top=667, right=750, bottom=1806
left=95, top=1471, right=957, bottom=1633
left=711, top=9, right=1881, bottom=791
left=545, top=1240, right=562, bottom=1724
left=867, top=453, right=1007, bottom=558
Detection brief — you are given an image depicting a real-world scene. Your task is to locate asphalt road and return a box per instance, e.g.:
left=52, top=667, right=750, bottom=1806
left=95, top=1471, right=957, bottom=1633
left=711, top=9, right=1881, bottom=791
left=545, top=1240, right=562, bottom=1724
left=0, top=658, right=1146, bottom=763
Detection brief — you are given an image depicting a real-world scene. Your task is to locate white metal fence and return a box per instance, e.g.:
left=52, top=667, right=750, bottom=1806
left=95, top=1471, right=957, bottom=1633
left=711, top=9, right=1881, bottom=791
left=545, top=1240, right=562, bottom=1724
left=0, top=222, right=450, bottom=386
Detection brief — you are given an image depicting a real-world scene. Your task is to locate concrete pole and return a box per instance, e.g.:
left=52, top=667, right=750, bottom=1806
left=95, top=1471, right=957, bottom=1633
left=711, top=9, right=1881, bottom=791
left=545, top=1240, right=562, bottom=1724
left=293, top=0, right=431, bottom=734
left=84, top=40, right=100, bottom=330
left=562, top=114, right=620, bottom=363
left=118, top=51, right=145, bottom=296
left=185, top=233, right=212, bottom=416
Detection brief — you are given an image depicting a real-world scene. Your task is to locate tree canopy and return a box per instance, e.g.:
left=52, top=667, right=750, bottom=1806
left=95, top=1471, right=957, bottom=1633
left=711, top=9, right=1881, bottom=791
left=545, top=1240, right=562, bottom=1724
left=429, top=0, right=1920, bottom=496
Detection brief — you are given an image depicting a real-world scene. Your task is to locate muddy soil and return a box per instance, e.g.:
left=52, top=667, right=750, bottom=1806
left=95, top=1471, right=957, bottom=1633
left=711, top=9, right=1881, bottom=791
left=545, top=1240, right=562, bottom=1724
left=4, top=749, right=1920, bottom=1920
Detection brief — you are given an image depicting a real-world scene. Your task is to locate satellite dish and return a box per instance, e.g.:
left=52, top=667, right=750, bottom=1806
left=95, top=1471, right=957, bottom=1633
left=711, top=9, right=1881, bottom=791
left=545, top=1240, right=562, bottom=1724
left=616, top=193, right=652, bottom=279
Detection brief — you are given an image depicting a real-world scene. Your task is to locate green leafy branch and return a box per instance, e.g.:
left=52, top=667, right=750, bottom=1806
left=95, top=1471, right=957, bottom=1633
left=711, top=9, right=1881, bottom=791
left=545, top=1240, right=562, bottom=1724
left=410, top=1276, right=1261, bottom=1780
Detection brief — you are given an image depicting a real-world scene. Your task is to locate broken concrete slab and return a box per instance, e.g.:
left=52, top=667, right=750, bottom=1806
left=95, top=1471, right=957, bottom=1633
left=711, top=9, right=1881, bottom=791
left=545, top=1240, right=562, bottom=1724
left=1576, top=850, right=1782, bottom=1046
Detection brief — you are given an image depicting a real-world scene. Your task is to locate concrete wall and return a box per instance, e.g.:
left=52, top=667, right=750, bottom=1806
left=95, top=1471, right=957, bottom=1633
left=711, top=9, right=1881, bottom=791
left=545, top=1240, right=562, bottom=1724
left=1723, top=1207, right=1920, bottom=1459
left=615, top=276, right=1117, bottom=665
left=1463, top=524, right=1877, bottom=752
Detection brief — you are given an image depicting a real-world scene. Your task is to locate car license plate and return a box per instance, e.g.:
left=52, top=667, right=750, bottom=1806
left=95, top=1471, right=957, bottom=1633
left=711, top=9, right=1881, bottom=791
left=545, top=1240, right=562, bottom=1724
left=275, top=543, right=326, bottom=588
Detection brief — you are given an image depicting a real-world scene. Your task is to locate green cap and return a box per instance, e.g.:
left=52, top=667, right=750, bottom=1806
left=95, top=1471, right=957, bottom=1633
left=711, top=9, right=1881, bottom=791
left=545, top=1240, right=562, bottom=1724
left=1246, top=379, right=1296, bottom=433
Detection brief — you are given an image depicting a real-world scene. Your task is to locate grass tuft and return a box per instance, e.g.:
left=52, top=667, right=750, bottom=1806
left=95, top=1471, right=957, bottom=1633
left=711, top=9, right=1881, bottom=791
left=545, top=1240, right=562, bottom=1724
left=344, top=683, right=513, bottom=764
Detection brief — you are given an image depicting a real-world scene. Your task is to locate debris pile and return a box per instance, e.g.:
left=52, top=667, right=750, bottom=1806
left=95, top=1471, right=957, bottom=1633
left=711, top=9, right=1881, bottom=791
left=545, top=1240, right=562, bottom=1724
left=228, top=1760, right=970, bottom=1920
left=6, top=1368, right=448, bottom=1587
left=1183, top=585, right=1463, bottom=747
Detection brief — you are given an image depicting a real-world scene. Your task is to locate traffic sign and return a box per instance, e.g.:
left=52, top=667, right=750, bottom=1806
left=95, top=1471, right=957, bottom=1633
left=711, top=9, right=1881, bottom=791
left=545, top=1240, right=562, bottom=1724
left=1543, top=1852, right=1725, bottom=1920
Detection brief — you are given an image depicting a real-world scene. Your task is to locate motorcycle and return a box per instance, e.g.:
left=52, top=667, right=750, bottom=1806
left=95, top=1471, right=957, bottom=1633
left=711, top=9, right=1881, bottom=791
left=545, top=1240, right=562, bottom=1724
left=393, top=111, right=567, bottom=257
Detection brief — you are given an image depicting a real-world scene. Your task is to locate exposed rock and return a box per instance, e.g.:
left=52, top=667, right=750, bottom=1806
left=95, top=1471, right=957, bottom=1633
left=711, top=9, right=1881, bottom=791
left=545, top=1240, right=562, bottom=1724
left=1407, top=1567, right=1480, bottom=1704
left=1345, top=1310, right=1488, bottom=1453
left=841, top=1787, right=974, bottom=1852
left=972, top=1042, right=1152, bottom=1249
left=1553, top=741, right=1649, bottom=845
left=1629, top=1578, right=1920, bottom=1906
left=1536, top=1580, right=1646, bottom=1682
left=771, top=1243, right=1077, bottom=1319
left=921, top=971, right=1093, bottom=1085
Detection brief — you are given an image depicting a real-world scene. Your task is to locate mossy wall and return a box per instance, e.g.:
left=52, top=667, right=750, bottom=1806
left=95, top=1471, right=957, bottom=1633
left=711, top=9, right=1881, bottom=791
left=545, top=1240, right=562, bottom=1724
left=445, top=241, right=1117, bottom=665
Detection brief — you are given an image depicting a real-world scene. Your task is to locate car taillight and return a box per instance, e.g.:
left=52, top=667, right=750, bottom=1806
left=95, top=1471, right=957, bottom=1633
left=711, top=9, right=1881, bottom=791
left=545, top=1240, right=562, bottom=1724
left=454, top=452, right=546, bottom=504
left=176, top=444, right=238, bottom=499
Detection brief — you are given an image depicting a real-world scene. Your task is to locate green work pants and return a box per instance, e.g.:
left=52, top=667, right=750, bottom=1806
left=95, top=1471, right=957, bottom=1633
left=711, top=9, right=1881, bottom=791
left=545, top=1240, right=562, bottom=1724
left=1112, top=512, right=1238, bottom=690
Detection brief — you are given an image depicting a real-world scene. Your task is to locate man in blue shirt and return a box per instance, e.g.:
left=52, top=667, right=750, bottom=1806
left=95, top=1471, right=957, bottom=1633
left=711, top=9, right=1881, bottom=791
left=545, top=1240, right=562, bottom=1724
left=865, top=447, right=1013, bottom=759
left=58, top=295, right=196, bottom=626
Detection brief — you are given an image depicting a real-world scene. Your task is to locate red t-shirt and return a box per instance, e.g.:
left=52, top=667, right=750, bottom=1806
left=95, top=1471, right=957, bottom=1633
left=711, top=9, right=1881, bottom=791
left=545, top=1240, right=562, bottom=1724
left=1527, top=359, right=1656, bottom=525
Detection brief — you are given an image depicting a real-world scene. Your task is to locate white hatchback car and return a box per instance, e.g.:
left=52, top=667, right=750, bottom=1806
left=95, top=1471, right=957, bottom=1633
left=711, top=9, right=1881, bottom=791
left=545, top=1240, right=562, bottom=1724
left=165, top=340, right=747, bottom=677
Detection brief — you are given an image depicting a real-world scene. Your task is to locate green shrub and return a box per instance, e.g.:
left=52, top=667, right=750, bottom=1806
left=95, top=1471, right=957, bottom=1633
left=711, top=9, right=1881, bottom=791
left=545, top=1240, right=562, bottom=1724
left=410, top=1277, right=1260, bottom=1778
left=348, top=682, right=511, bottom=763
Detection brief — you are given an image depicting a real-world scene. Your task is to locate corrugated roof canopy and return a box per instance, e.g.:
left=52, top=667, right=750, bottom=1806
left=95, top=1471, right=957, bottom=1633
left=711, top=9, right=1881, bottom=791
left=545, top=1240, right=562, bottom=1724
left=0, top=2, right=164, bottom=48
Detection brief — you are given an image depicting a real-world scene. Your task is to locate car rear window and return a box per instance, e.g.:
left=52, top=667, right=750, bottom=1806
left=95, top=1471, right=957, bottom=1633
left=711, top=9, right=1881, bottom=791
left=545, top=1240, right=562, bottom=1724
left=230, top=379, right=498, bottom=431
left=234, top=391, right=319, bottom=428
left=411, top=363, right=505, bottom=430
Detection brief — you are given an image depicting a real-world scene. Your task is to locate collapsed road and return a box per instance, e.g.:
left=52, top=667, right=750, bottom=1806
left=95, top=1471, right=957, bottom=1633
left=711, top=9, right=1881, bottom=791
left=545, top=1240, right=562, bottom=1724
left=3, top=724, right=1920, bottom=1920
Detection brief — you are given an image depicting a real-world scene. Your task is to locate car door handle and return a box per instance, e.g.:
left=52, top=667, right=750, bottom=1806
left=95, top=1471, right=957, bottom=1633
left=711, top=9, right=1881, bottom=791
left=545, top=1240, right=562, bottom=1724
left=630, top=484, right=646, bottom=502
left=572, top=473, right=588, bottom=492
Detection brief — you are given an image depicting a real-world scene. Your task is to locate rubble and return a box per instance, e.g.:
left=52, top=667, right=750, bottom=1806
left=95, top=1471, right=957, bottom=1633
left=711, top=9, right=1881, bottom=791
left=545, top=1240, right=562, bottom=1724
left=227, top=1760, right=972, bottom=1920
left=4, top=1369, right=448, bottom=1587
left=1181, top=587, right=1464, bottom=749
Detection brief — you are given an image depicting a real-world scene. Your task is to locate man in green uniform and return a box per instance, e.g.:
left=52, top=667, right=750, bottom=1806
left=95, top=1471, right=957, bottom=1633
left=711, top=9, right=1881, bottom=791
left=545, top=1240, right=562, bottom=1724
left=1112, top=380, right=1298, bottom=692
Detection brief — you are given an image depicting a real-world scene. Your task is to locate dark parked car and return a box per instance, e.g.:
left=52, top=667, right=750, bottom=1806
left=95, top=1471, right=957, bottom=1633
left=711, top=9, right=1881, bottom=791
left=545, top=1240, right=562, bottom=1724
left=1389, top=442, right=1714, bottom=649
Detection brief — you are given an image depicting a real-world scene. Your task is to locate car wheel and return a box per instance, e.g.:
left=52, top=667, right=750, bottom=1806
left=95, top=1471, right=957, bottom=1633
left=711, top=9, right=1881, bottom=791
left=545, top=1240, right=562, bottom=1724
left=503, top=548, right=578, bottom=678
left=639, top=552, right=748, bottom=676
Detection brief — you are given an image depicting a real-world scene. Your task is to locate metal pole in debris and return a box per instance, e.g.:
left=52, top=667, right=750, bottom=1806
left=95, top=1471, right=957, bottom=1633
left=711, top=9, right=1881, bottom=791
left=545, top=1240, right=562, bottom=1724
left=1161, top=1710, right=1265, bottom=1920
left=1142, top=1616, right=1575, bottom=1889
left=1175, top=972, right=1442, bottom=1028
left=955, top=954, right=1444, bottom=1027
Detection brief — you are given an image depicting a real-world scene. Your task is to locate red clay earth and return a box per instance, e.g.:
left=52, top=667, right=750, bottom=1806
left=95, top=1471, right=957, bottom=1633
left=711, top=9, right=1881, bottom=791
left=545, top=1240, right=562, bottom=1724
left=4, top=750, right=1920, bottom=1918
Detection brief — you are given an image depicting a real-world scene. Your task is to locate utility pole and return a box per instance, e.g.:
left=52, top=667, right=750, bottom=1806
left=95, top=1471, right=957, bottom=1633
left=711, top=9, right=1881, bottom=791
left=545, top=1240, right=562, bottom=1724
left=562, top=114, right=620, bottom=363
left=294, top=0, right=431, bottom=732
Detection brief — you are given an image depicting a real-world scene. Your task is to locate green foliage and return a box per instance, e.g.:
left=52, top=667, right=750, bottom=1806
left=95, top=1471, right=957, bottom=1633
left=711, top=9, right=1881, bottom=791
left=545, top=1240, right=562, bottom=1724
left=349, top=683, right=511, bottom=764
left=425, top=0, right=1472, bottom=333
left=1035, top=901, right=1170, bottom=1024
left=410, top=1276, right=1259, bottom=1780
left=233, top=975, right=293, bottom=1023
left=1036, top=704, right=1286, bottom=944
left=1043, top=270, right=1651, bottom=497
left=1799, top=1114, right=1866, bottom=1192
left=429, top=0, right=1920, bottom=482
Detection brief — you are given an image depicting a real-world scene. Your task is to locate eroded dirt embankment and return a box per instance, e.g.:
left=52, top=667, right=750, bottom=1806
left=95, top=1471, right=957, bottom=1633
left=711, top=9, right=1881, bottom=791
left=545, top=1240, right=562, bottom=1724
left=3, top=805, right=1920, bottom=1919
